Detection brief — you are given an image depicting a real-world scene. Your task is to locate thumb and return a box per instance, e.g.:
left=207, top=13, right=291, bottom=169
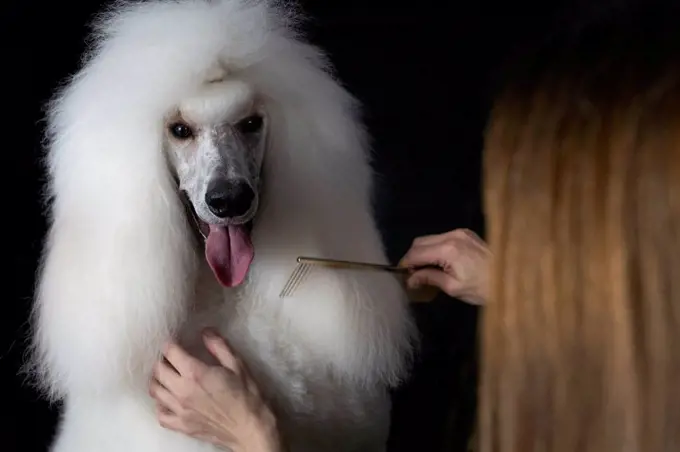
left=407, top=268, right=461, bottom=297
left=202, top=329, right=241, bottom=374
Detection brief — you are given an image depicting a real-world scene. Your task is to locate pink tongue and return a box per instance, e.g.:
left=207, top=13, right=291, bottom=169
left=205, top=225, right=254, bottom=287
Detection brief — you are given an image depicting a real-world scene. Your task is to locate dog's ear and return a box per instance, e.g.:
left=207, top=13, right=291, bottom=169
left=29, top=0, right=256, bottom=399
left=33, top=87, right=201, bottom=402
left=238, top=43, right=417, bottom=389
left=34, top=119, right=201, bottom=398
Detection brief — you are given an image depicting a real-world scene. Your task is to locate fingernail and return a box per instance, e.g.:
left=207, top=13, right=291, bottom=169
left=202, top=328, right=218, bottom=339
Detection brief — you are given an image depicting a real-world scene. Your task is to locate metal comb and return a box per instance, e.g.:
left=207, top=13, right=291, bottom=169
left=278, top=256, right=440, bottom=302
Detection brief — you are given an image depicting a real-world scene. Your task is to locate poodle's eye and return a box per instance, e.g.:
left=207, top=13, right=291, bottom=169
left=235, top=115, right=263, bottom=135
left=169, top=122, right=194, bottom=140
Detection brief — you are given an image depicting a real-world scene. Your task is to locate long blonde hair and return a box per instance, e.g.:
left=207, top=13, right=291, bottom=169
left=480, top=7, right=680, bottom=452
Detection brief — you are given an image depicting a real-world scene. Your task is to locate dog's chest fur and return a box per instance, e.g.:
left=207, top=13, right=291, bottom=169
left=176, top=268, right=391, bottom=452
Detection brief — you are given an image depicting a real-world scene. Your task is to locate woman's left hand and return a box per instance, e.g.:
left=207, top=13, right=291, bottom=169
left=150, top=330, right=282, bottom=452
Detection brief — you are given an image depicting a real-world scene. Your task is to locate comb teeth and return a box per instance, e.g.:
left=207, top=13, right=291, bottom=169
left=279, top=262, right=313, bottom=298
left=278, top=256, right=419, bottom=298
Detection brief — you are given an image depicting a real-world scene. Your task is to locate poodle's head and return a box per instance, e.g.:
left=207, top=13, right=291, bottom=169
left=46, top=0, right=364, bottom=291
left=164, top=66, right=268, bottom=288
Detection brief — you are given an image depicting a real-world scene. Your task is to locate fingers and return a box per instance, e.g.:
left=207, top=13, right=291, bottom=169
left=202, top=330, right=262, bottom=397
left=410, top=232, right=451, bottom=247
left=202, top=330, right=240, bottom=374
left=401, top=242, right=456, bottom=271
left=410, top=228, right=481, bottom=247
left=402, top=228, right=487, bottom=270
left=163, top=342, right=206, bottom=378
left=153, top=359, right=184, bottom=391
left=150, top=379, right=184, bottom=414
left=157, top=406, right=189, bottom=433
left=407, top=269, right=462, bottom=297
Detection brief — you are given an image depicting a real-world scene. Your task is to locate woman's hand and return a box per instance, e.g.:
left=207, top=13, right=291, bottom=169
left=150, top=331, right=282, bottom=452
left=401, top=228, right=491, bottom=305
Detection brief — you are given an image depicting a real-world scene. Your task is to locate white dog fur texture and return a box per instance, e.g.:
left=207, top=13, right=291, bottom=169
left=29, top=0, right=416, bottom=451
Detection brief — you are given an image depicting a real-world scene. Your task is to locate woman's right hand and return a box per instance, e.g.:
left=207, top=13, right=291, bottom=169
left=400, top=228, right=491, bottom=306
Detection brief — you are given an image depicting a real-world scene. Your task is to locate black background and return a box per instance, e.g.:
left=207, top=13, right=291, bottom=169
left=4, top=1, right=588, bottom=451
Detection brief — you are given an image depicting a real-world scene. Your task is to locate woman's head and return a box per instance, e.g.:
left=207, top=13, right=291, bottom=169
left=481, top=6, right=680, bottom=452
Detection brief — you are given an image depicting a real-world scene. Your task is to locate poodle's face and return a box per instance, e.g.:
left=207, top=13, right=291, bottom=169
left=164, top=79, right=267, bottom=234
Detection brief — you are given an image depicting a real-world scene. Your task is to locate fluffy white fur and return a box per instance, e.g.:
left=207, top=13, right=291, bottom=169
left=30, top=0, right=415, bottom=451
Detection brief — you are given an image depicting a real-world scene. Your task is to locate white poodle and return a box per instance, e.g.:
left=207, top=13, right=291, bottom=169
left=30, top=0, right=416, bottom=451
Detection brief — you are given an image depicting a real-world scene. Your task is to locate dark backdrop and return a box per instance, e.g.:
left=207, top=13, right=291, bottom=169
left=4, top=1, right=583, bottom=451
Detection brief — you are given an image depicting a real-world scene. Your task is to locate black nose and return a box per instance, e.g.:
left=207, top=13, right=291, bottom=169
left=205, top=179, right=255, bottom=219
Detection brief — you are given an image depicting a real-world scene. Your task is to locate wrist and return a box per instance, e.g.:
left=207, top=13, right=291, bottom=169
left=241, top=426, right=282, bottom=452
left=241, top=410, right=283, bottom=452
